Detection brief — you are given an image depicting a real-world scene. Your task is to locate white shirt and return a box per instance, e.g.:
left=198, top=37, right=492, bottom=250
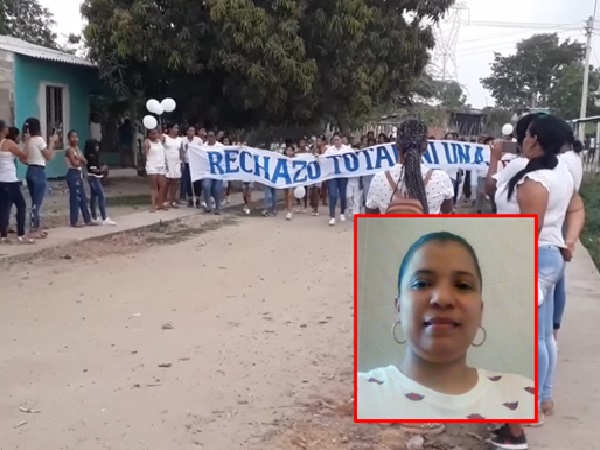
left=357, top=366, right=535, bottom=420
left=163, top=136, right=182, bottom=160
left=323, top=144, right=353, bottom=156
left=559, top=151, right=582, bottom=191
left=494, top=157, right=574, bottom=248
left=182, top=137, right=203, bottom=163
left=0, top=140, right=18, bottom=183
left=366, top=165, right=454, bottom=214
left=26, top=136, right=47, bottom=166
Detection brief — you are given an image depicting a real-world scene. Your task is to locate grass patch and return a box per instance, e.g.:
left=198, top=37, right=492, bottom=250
left=106, top=194, right=150, bottom=207
left=580, top=174, right=600, bottom=270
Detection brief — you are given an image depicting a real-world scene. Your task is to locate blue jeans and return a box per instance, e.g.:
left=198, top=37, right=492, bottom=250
left=538, top=245, right=565, bottom=404
left=202, top=178, right=223, bottom=210
left=263, top=187, right=278, bottom=213
left=25, top=165, right=47, bottom=230
left=88, top=177, right=107, bottom=221
left=327, top=177, right=348, bottom=218
left=66, top=169, right=91, bottom=225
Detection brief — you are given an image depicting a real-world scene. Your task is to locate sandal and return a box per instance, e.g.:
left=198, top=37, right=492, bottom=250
left=541, top=399, right=554, bottom=416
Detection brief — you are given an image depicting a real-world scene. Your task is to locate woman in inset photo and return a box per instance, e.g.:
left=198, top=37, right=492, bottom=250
left=357, top=232, right=535, bottom=429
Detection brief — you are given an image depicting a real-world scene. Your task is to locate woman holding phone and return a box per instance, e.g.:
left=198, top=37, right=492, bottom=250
left=24, top=118, right=57, bottom=238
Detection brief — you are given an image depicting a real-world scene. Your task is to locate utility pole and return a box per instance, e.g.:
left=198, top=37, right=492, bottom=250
left=579, top=14, right=595, bottom=140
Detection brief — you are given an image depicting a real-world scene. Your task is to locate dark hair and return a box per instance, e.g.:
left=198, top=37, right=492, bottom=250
left=396, top=119, right=429, bottom=214
left=483, top=137, right=494, bottom=145
left=285, top=144, right=295, bottom=152
left=397, top=232, right=483, bottom=294
left=83, top=139, right=99, bottom=159
left=67, top=129, right=78, bottom=139
left=333, top=131, right=342, bottom=138
left=444, top=132, right=458, bottom=140
left=367, top=137, right=376, bottom=146
left=0, top=119, right=6, bottom=133
left=7, top=127, right=19, bottom=141
left=507, top=115, right=569, bottom=200
left=24, top=118, right=41, bottom=136
left=515, top=113, right=544, bottom=145
left=572, top=140, right=583, bottom=154
left=166, top=121, right=176, bottom=130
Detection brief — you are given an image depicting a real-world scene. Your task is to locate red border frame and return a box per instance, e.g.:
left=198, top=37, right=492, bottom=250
left=353, top=214, right=539, bottom=424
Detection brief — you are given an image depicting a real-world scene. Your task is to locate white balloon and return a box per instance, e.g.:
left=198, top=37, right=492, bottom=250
left=152, top=104, right=164, bottom=115
left=143, top=115, right=157, bottom=129
left=161, top=98, right=176, bottom=113
left=146, top=99, right=160, bottom=113
left=502, top=123, right=513, bottom=136
left=293, top=186, right=306, bottom=199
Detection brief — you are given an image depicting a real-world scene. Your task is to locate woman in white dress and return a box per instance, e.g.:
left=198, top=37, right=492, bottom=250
left=144, top=128, right=167, bottom=212
left=163, top=122, right=183, bottom=208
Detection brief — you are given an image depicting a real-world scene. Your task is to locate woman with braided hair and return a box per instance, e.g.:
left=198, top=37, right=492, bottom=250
left=365, top=119, right=454, bottom=215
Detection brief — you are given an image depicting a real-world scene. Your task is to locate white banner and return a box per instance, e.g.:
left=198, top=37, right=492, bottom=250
left=188, top=141, right=491, bottom=188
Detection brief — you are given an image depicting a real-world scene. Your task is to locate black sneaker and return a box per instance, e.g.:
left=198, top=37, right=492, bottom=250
left=488, top=424, right=528, bottom=450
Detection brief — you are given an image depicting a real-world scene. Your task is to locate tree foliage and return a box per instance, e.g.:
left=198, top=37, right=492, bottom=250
left=0, top=0, right=57, bottom=48
left=81, top=0, right=455, bottom=130
left=548, top=63, right=600, bottom=120
left=481, top=33, right=585, bottom=109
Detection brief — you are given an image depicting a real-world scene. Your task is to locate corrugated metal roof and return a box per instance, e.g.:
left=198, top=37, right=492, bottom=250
left=0, top=35, right=95, bottom=67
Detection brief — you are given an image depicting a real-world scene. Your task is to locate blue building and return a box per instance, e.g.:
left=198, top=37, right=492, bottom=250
left=0, top=35, right=102, bottom=179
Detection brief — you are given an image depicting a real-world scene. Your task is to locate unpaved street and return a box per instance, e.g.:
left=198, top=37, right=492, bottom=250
left=0, top=213, right=487, bottom=450
left=0, top=214, right=356, bottom=449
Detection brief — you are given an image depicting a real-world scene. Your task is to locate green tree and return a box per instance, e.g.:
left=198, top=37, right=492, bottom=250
left=548, top=63, right=600, bottom=120
left=81, top=0, right=454, bottom=130
left=0, top=0, right=57, bottom=48
left=481, top=33, right=585, bottom=108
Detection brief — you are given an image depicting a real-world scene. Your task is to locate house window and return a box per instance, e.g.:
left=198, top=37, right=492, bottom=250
left=46, top=86, right=64, bottom=149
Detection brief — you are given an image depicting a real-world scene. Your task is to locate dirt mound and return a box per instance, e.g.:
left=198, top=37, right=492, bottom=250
left=263, top=395, right=490, bottom=450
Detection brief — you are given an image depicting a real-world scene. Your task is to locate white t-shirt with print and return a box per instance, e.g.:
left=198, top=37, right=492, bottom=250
left=323, top=145, right=353, bottom=156
left=559, top=151, right=582, bottom=192
left=357, top=366, right=535, bottom=420
left=494, top=157, right=574, bottom=248
left=366, top=165, right=454, bottom=214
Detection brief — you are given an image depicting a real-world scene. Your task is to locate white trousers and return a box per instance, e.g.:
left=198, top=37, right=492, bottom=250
left=347, top=184, right=363, bottom=217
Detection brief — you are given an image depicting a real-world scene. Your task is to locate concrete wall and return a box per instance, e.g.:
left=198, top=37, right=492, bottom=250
left=356, top=217, right=535, bottom=380
left=0, top=49, right=15, bottom=124
left=13, top=55, right=100, bottom=179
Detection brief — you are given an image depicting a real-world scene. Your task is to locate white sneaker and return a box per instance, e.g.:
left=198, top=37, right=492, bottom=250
left=103, top=218, right=117, bottom=226
left=225, top=196, right=231, bottom=205
left=286, top=212, right=292, bottom=221
left=340, top=214, right=346, bottom=222
left=244, top=207, right=251, bottom=215
left=329, top=218, right=336, bottom=226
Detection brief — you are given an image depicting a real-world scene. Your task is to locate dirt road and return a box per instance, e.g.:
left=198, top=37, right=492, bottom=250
left=0, top=213, right=485, bottom=450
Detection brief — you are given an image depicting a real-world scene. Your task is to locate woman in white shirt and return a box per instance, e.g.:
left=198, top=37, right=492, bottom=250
left=24, top=118, right=57, bottom=238
left=357, top=232, right=534, bottom=425
left=163, top=123, right=183, bottom=208
left=365, top=121, right=454, bottom=215
left=485, top=114, right=585, bottom=447
left=144, top=128, right=168, bottom=212
left=0, top=121, right=34, bottom=243
left=323, top=132, right=352, bottom=226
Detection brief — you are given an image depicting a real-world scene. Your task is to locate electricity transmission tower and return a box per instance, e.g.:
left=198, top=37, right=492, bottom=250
left=429, top=2, right=469, bottom=83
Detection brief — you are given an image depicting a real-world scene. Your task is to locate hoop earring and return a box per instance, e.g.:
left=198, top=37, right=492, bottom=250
left=472, top=326, right=487, bottom=347
left=391, top=321, right=406, bottom=344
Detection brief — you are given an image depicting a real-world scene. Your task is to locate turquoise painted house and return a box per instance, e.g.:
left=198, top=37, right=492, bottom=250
left=0, top=36, right=102, bottom=179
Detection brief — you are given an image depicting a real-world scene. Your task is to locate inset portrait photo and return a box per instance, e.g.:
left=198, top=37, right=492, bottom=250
left=355, top=216, right=537, bottom=423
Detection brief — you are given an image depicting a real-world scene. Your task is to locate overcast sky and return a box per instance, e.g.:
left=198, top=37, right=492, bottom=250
left=41, top=0, right=598, bottom=110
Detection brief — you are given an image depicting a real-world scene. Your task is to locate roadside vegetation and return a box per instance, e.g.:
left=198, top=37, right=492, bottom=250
left=580, top=175, right=600, bottom=270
